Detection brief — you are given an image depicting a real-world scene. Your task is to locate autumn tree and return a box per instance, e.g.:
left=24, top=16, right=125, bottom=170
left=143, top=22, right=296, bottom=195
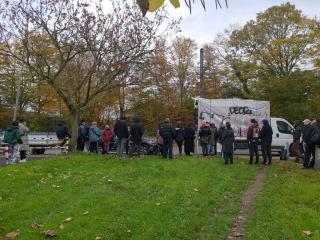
left=0, top=0, right=178, bottom=148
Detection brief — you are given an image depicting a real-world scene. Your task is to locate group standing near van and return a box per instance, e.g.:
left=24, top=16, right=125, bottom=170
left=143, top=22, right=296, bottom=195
left=2, top=117, right=320, bottom=169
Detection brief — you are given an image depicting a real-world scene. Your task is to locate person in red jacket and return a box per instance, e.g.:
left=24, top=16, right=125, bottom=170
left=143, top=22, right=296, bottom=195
left=101, top=125, right=113, bottom=154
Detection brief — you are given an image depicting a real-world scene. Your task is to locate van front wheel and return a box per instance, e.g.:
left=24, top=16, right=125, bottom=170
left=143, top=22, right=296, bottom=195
left=279, top=149, right=288, bottom=160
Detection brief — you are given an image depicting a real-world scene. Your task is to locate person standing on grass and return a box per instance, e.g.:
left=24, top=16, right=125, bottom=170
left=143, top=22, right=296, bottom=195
left=4, top=121, right=22, bottom=164
left=184, top=123, right=196, bottom=156
left=175, top=121, right=184, bottom=156
left=56, top=121, right=71, bottom=148
left=101, top=125, right=113, bottom=154
left=77, top=119, right=87, bottom=151
left=129, top=118, right=144, bottom=157
left=19, top=119, right=29, bottom=163
left=247, top=119, right=260, bottom=164
left=114, top=117, right=129, bottom=158
left=217, top=123, right=226, bottom=158
left=221, top=122, right=235, bottom=164
left=291, top=120, right=304, bottom=163
left=159, top=118, right=175, bottom=159
left=199, top=120, right=211, bottom=157
left=209, top=123, right=218, bottom=156
left=259, top=119, right=273, bottom=165
left=156, top=125, right=164, bottom=155
left=88, top=121, right=101, bottom=154
left=302, top=119, right=319, bottom=168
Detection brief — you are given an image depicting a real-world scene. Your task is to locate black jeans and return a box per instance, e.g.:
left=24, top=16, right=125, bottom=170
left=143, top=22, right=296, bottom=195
left=224, top=152, right=233, bottom=164
left=77, top=138, right=85, bottom=151
left=176, top=141, right=183, bottom=155
left=129, top=139, right=142, bottom=157
left=163, top=138, right=173, bottom=159
left=90, top=141, right=98, bottom=153
left=248, top=140, right=259, bottom=163
left=261, top=141, right=272, bottom=164
left=304, top=144, right=316, bottom=168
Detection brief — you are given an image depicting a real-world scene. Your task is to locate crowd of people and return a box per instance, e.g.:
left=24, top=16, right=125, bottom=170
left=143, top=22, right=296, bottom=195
left=2, top=116, right=320, bottom=168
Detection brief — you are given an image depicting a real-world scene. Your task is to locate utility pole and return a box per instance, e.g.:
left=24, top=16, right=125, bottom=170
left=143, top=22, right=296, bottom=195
left=199, top=48, right=205, bottom=98
left=12, top=72, right=22, bottom=121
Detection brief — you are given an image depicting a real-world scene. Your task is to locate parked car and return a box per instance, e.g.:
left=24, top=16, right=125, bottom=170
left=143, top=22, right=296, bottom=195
left=105, top=137, right=160, bottom=155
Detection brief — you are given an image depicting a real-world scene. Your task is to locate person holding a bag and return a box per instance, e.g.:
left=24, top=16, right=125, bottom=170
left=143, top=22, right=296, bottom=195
left=88, top=121, right=101, bottom=154
left=199, top=120, right=211, bottom=157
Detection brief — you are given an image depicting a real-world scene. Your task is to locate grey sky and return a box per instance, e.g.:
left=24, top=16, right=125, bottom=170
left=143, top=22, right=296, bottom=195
left=166, top=0, right=320, bottom=46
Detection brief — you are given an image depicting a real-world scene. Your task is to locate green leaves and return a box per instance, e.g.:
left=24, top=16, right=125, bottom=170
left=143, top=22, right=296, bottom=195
left=137, top=0, right=180, bottom=15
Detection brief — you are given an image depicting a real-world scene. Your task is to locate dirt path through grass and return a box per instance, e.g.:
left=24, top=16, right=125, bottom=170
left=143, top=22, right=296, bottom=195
left=227, top=167, right=266, bottom=240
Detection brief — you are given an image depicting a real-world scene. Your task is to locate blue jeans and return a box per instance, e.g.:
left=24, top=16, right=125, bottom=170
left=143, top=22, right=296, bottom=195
left=163, top=138, right=173, bottom=159
left=209, top=144, right=217, bottom=155
left=202, top=144, right=209, bottom=156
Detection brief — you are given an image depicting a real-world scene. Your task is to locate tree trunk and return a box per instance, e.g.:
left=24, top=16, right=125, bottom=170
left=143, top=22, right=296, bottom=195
left=69, top=110, right=80, bottom=151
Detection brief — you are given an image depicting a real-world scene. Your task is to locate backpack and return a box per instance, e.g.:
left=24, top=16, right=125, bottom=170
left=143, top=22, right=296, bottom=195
left=253, top=127, right=260, bottom=139
left=310, top=128, right=320, bottom=144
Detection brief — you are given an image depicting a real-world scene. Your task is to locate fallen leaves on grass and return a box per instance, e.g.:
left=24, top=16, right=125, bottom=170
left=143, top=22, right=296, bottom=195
left=303, top=230, right=312, bottom=236
left=193, top=188, right=199, bottom=192
left=64, top=217, right=72, bottom=222
left=273, top=174, right=278, bottom=177
left=43, top=230, right=58, bottom=237
left=95, top=237, right=103, bottom=240
left=4, top=229, right=20, bottom=239
left=31, top=223, right=43, bottom=229
left=107, top=179, right=113, bottom=183
left=59, top=224, right=64, bottom=229
left=83, top=211, right=89, bottom=216
left=155, top=202, right=161, bottom=206
left=52, top=185, right=60, bottom=189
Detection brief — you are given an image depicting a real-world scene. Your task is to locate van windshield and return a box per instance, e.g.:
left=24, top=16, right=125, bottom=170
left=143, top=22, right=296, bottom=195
left=276, top=121, right=293, bottom=135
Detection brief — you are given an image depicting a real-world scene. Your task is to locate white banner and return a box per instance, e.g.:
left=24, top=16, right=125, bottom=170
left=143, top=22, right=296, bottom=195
left=196, top=98, right=270, bottom=138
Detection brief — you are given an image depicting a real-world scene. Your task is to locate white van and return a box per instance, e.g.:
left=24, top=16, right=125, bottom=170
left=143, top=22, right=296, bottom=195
left=195, top=98, right=293, bottom=159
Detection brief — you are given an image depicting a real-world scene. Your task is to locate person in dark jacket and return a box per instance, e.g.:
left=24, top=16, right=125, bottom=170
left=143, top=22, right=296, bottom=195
left=77, top=120, right=87, bottom=151
left=199, top=121, right=211, bottom=157
left=56, top=121, right=71, bottom=147
left=209, top=123, right=218, bottom=156
left=129, top=118, right=144, bottom=157
left=221, top=122, right=235, bottom=164
left=302, top=119, right=319, bottom=168
left=114, top=117, right=129, bottom=158
left=4, top=121, right=22, bottom=164
left=184, top=123, right=195, bottom=156
left=260, top=119, right=273, bottom=165
left=159, top=118, right=175, bottom=159
left=175, top=122, right=184, bottom=155
left=247, top=119, right=260, bottom=164
left=217, top=123, right=225, bottom=158
left=291, top=120, right=303, bottom=163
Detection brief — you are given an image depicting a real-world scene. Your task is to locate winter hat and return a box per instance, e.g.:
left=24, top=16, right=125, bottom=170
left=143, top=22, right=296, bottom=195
left=303, top=119, right=311, bottom=125
left=105, top=125, right=110, bottom=129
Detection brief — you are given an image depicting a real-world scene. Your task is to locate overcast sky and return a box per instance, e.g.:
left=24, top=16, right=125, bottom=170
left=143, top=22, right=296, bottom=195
left=164, top=0, right=320, bottom=46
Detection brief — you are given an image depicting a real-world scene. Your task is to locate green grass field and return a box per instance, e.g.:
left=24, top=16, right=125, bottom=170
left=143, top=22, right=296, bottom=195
left=0, top=154, right=259, bottom=240
left=0, top=154, right=319, bottom=240
left=244, top=161, right=320, bottom=240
